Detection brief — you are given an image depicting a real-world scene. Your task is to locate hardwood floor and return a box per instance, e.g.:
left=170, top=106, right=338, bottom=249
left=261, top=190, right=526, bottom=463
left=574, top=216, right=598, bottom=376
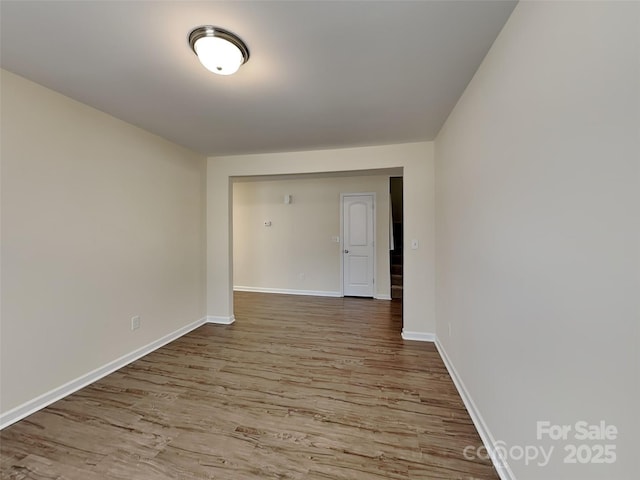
left=1, top=292, right=498, bottom=479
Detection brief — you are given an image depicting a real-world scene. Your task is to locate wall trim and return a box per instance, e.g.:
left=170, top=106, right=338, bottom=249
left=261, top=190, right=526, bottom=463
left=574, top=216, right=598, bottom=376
left=0, top=311, right=511, bottom=480
left=206, top=315, right=236, bottom=325
left=374, top=294, right=392, bottom=301
left=401, top=330, right=436, bottom=342
left=234, top=285, right=341, bottom=298
left=0, top=316, right=208, bottom=430
left=434, top=338, right=515, bottom=480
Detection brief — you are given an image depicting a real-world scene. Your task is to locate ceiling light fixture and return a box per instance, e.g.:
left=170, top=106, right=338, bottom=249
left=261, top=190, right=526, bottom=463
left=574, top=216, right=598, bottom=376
left=188, top=26, right=250, bottom=75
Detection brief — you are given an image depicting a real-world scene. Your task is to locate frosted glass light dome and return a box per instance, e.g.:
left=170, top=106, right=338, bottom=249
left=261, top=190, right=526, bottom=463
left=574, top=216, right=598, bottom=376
left=194, top=36, right=243, bottom=75
left=189, top=26, right=250, bottom=76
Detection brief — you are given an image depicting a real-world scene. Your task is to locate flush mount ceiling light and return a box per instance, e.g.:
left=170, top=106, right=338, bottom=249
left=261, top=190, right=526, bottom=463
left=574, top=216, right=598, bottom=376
left=188, top=26, right=249, bottom=75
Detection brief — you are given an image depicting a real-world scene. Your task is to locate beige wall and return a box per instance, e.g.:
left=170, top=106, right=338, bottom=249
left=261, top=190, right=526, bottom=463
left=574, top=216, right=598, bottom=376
left=233, top=175, right=391, bottom=298
left=0, top=70, right=206, bottom=414
left=435, top=2, right=639, bottom=479
left=208, top=142, right=435, bottom=334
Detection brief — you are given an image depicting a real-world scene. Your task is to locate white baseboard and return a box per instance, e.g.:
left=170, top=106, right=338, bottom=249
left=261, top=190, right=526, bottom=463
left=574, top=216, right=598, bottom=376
left=0, top=309, right=512, bottom=480
left=434, top=338, right=515, bottom=480
left=206, top=315, right=235, bottom=325
left=374, top=293, right=392, bottom=301
left=401, top=330, right=436, bottom=342
left=234, top=285, right=341, bottom=298
left=0, top=316, right=208, bottom=430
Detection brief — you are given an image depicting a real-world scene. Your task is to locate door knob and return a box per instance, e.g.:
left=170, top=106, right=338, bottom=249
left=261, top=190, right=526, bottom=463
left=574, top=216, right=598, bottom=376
left=344, top=249, right=349, bottom=254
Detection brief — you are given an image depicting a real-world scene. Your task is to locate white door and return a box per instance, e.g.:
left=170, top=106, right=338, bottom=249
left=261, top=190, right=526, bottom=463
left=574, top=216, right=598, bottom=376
left=342, top=194, right=375, bottom=297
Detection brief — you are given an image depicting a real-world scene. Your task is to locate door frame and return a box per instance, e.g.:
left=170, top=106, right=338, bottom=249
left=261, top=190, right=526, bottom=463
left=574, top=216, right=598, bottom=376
left=340, top=192, right=376, bottom=297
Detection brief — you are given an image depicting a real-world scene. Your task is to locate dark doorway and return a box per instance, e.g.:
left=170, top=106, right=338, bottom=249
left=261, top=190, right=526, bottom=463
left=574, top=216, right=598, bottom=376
left=389, top=177, right=403, bottom=299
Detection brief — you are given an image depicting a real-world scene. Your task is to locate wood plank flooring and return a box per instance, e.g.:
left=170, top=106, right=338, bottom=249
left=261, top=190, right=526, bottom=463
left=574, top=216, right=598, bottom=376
left=1, top=292, right=498, bottom=479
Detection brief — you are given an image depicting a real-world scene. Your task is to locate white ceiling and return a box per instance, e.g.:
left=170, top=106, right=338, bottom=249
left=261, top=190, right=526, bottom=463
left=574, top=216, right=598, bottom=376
left=1, top=1, right=516, bottom=157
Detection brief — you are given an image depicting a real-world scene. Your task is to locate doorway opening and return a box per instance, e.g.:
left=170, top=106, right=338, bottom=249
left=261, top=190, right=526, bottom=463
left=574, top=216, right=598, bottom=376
left=231, top=168, right=402, bottom=311
left=390, top=177, right=403, bottom=300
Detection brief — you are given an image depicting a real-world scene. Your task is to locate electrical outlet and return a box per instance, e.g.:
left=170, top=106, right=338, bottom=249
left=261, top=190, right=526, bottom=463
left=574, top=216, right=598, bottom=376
left=131, top=316, right=141, bottom=331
